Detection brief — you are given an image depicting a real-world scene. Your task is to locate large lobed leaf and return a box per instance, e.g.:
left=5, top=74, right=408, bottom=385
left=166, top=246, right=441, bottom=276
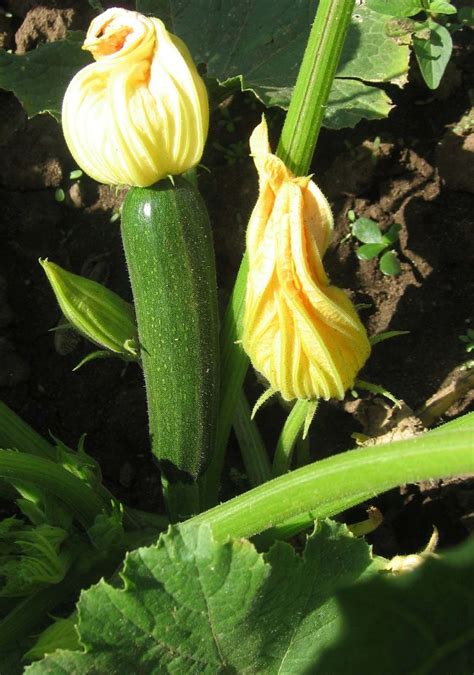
left=26, top=520, right=474, bottom=673
left=0, top=33, right=91, bottom=121
left=139, top=0, right=409, bottom=128
left=318, top=536, right=474, bottom=674
left=26, top=521, right=374, bottom=673
left=0, top=2, right=409, bottom=129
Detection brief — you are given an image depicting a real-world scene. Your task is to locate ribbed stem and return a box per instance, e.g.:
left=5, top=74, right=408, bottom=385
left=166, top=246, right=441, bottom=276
left=277, top=0, right=356, bottom=174
left=233, top=390, right=272, bottom=487
left=199, top=253, right=249, bottom=507
left=0, top=400, right=56, bottom=460
left=0, top=451, right=108, bottom=528
left=272, top=400, right=311, bottom=476
left=188, top=415, right=474, bottom=541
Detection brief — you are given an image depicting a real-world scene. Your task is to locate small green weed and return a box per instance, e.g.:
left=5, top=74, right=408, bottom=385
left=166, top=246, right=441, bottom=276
left=347, top=210, right=402, bottom=276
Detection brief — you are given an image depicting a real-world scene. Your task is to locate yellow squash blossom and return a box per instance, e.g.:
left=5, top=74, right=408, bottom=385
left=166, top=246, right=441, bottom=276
left=62, top=8, right=208, bottom=187
left=242, top=118, right=371, bottom=402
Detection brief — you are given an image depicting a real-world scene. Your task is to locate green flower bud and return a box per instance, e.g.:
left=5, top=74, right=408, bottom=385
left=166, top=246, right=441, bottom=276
left=40, top=259, right=139, bottom=361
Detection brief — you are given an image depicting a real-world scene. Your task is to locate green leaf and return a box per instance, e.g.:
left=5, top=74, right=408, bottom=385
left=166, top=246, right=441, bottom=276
left=0, top=1, right=410, bottom=130
left=352, top=217, right=384, bottom=243
left=428, top=0, right=457, bottom=15
left=325, top=78, right=393, bottom=129
left=382, top=222, right=402, bottom=244
left=27, top=521, right=377, bottom=673
left=413, top=21, right=453, bottom=89
left=367, top=0, right=424, bottom=17
left=0, top=34, right=91, bottom=120
left=138, top=0, right=407, bottom=128
left=357, top=243, right=387, bottom=260
left=337, top=5, right=411, bottom=85
left=316, top=537, right=474, bottom=674
left=379, top=250, right=401, bottom=275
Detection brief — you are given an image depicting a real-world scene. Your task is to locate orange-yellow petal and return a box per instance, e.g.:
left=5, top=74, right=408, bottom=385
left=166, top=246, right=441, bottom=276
left=242, top=117, right=371, bottom=401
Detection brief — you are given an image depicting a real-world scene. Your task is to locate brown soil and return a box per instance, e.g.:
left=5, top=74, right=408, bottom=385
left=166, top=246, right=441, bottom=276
left=0, top=1, right=473, bottom=555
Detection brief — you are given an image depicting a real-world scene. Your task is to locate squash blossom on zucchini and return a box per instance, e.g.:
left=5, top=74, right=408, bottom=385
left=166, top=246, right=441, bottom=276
left=62, top=8, right=208, bottom=187
left=242, top=117, right=371, bottom=401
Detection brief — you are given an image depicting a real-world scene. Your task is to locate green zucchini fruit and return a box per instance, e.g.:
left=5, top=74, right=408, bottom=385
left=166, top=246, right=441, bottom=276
left=121, top=177, right=219, bottom=483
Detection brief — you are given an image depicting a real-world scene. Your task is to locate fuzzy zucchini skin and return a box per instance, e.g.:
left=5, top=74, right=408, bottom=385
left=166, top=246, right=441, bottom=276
left=121, top=177, right=219, bottom=481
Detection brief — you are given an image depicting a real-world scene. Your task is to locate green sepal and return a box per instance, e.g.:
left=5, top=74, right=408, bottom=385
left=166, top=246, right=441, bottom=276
left=39, top=259, right=139, bottom=360
left=72, top=350, right=115, bottom=371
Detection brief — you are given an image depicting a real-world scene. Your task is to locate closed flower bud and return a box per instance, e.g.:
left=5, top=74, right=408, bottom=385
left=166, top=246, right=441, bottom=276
left=62, top=8, right=208, bottom=187
left=40, top=259, right=139, bottom=360
left=242, top=118, right=371, bottom=401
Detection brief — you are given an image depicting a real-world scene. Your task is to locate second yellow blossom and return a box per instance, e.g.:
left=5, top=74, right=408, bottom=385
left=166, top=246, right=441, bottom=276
left=242, top=118, right=371, bottom=401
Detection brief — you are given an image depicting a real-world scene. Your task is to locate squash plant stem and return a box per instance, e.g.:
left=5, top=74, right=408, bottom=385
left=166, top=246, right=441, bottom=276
left=200, top=0, right=357, bottom=507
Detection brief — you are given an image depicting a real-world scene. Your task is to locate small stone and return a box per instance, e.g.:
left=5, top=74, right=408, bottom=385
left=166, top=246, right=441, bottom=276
left=68, top=182, right=83, bottom=209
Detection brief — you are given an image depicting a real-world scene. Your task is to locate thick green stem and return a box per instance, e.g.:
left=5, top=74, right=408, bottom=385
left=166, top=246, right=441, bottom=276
left=277, top=0, right=356, bottom=174
left=0, top=400, right=56, bottom=461
left=201, top=0, right=355, bottom=506
left=199, top=254, right=249, bottom=507
left=188, top=416, right=474, bottom=541
left=233, top=390, right=272, bottom=487
left=0, top=451, right=109, bottom=528
left=295, top=435, right=311, bottom=469
left=254, top=493, right=372, bottom=548
left=0, top=399, right=141, bottom=529
left=272, top=400, right=311, bottom=476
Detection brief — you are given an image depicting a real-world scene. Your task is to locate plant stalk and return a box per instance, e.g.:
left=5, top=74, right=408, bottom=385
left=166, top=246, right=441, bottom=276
left=233, top=389, right=272, bottom=487
left=0, top=451, right=109, bottom=528
left=0, top=400, right=56, bottom=461
left=272, top=400, right=311, bottom=476
left=277, top=0, right=355, bottom=174
left=199, top=253, right=249, bottom=507
left=189, top=415, right=474, bottom=541
left=201, top=0, right=356, bottom=506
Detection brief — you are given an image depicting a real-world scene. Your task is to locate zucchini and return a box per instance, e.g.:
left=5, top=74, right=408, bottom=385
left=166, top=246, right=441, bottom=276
left=121, top=177, right=219, bottom=484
